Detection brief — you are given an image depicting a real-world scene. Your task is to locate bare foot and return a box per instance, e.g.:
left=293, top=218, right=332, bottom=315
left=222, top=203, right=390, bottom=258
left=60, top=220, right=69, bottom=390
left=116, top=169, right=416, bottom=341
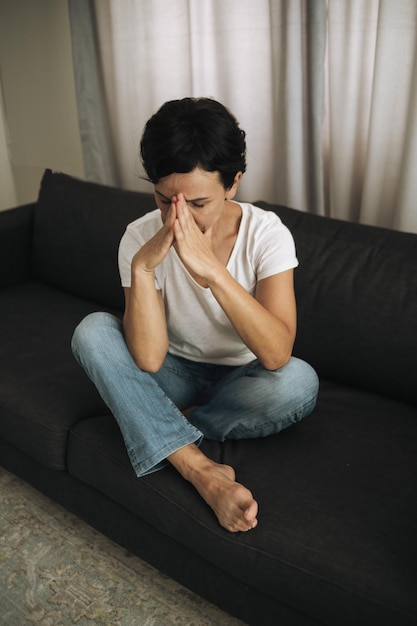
left=168, top=444, right=258, bottom=533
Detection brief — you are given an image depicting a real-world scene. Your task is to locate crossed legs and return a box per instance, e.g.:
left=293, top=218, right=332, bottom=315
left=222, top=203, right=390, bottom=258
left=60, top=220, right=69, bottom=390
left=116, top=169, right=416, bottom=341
left=72, top=312, right=318, bottom=532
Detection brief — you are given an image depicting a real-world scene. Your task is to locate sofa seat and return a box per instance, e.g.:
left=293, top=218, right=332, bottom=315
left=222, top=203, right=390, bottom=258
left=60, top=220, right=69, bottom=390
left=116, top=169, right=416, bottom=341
left=67, top=382, right=417, bottom=625
left=0, top=280, right=109, bottom=469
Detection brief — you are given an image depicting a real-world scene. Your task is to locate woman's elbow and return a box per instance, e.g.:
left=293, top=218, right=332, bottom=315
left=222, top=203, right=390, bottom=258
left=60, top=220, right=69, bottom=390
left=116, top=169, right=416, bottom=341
left=132, top=355, right=165, bottom=373
left=260, top=346, right=293, bottom=371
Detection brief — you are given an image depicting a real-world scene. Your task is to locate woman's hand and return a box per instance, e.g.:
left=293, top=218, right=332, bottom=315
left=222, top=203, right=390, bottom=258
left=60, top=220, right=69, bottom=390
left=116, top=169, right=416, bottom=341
left=172, top=194, right=221, bottom=284
left=131, top=203, right=176, bottom=275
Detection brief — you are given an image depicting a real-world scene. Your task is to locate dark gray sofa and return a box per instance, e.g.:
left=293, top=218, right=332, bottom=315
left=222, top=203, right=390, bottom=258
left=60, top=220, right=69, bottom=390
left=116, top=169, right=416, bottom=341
left=1, top=169, right=416, bottom=625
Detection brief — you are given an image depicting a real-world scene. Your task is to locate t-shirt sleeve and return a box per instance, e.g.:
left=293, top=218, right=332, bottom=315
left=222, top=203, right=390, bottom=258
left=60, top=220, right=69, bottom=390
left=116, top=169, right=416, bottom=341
left=255, top=211, right=298, bottom=281
left=118, top=215, right=162, bottom=290
left=118, top=228, right=139, bottom=288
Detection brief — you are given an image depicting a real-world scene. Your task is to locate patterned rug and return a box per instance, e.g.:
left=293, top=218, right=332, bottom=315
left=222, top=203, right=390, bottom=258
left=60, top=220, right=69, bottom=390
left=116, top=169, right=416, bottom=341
left=0, top=467, right=245, bottom=625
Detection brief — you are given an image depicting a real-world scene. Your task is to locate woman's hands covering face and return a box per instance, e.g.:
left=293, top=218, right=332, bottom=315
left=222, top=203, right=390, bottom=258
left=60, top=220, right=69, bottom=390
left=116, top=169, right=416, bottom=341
left=171, top=194, right=218, bottom=282
left=132, top=192, right=219, bottom=285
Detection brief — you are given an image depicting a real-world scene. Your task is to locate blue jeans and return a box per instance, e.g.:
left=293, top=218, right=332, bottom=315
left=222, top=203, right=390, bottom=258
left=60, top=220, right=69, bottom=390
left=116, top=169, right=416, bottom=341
left=71, top=312, right=319, bottom=477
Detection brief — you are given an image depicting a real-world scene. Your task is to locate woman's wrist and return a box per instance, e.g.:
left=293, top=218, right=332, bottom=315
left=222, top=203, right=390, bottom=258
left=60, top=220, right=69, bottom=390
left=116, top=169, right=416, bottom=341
left=131, top=263, right=155, bottom=280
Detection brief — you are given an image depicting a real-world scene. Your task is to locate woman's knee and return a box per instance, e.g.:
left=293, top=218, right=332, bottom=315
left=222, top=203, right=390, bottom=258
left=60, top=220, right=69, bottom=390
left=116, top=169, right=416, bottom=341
left=275, top=357, right=319, bottom=413
left=241, top=357, right=319, bottom=420
left=71, top=312, right=121, bottom=359
left=289, top=357, right=319, bottom=399
left=236, top=358, right=319, bottom=436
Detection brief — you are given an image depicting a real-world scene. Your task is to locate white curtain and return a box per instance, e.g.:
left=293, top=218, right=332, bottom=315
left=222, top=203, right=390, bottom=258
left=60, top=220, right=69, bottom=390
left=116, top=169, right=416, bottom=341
left=0, top=80, right=17, bottom=211
left=325, top=0, right=417, bottom=231
left=69, top=0, right=417, bottom=233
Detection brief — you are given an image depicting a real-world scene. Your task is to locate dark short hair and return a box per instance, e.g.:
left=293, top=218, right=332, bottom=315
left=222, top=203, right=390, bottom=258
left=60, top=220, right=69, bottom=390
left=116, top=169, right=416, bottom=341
left=140, top=97, right=246, bottom=189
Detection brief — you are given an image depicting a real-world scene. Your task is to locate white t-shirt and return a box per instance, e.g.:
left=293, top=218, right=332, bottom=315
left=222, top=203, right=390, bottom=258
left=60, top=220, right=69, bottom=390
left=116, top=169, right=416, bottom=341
left=118, top=202, right=298, bottom=366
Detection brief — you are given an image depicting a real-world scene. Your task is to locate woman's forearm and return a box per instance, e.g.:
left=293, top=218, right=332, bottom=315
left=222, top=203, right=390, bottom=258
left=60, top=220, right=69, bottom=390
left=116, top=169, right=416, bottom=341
left=123, top=270, right=169, bottom=372
left=207, top=269, right=296, bottom=371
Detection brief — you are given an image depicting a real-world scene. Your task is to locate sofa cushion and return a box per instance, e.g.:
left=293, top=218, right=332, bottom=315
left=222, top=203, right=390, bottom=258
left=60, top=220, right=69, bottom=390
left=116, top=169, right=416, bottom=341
left=257, top=202, right=417, bottom=406
left=67, top=382, right=417, bottom=625
left=32, top=170, right=156, bottom=311
left=0, top=203, right=34, bottom=288
left=0, top=281, right=109, bottom=470
left=31, top=170, right=417, bottom=405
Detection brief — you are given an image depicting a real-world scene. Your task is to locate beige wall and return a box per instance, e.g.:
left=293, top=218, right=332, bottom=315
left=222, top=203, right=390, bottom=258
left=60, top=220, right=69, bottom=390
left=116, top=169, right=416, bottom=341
left=0, top=0, right=84, bottom=211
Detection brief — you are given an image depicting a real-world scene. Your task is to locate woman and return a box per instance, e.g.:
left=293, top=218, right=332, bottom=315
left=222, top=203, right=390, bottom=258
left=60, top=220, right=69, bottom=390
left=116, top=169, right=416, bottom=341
left=72, top=97, right=318, bottom=533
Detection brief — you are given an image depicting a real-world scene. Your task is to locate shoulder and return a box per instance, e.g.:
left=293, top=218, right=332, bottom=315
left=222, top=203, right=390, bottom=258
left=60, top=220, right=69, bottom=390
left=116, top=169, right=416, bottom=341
left=235, top=203, right=298, bottom=278
left=118, top=209, right=162, bottom=287
left=238, top=202, right=294, bottom=240
left=124, top=209, right=162, bottom=241
left=119, top=208, right=161, bottom=261
left=239, top=202, right=287, bottom=225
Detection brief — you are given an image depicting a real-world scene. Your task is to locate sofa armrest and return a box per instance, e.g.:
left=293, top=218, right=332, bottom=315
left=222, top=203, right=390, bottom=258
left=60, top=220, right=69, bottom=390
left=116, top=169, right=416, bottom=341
left=0, top=203, right=35, bottom=288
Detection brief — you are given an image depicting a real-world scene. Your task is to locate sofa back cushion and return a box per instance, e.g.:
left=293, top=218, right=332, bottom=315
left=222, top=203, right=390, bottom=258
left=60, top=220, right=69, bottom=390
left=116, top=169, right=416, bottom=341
left=32, top=170, right=156, bottom=310
left=257, top=202, right=417, bottom=406
left=31, top=171, right=417, bottom=406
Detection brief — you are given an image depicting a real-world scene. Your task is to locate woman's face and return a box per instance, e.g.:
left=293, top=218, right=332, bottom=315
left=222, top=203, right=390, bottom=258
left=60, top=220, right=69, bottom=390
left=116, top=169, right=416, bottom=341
left=154, top=168, right=239, bottom=232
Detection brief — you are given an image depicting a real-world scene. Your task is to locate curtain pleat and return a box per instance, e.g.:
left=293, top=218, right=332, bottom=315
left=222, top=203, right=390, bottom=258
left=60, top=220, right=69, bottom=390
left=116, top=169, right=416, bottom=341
left=358, top=0, right=417, bottom=232
left=68, top=0, right=120, bottom=186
